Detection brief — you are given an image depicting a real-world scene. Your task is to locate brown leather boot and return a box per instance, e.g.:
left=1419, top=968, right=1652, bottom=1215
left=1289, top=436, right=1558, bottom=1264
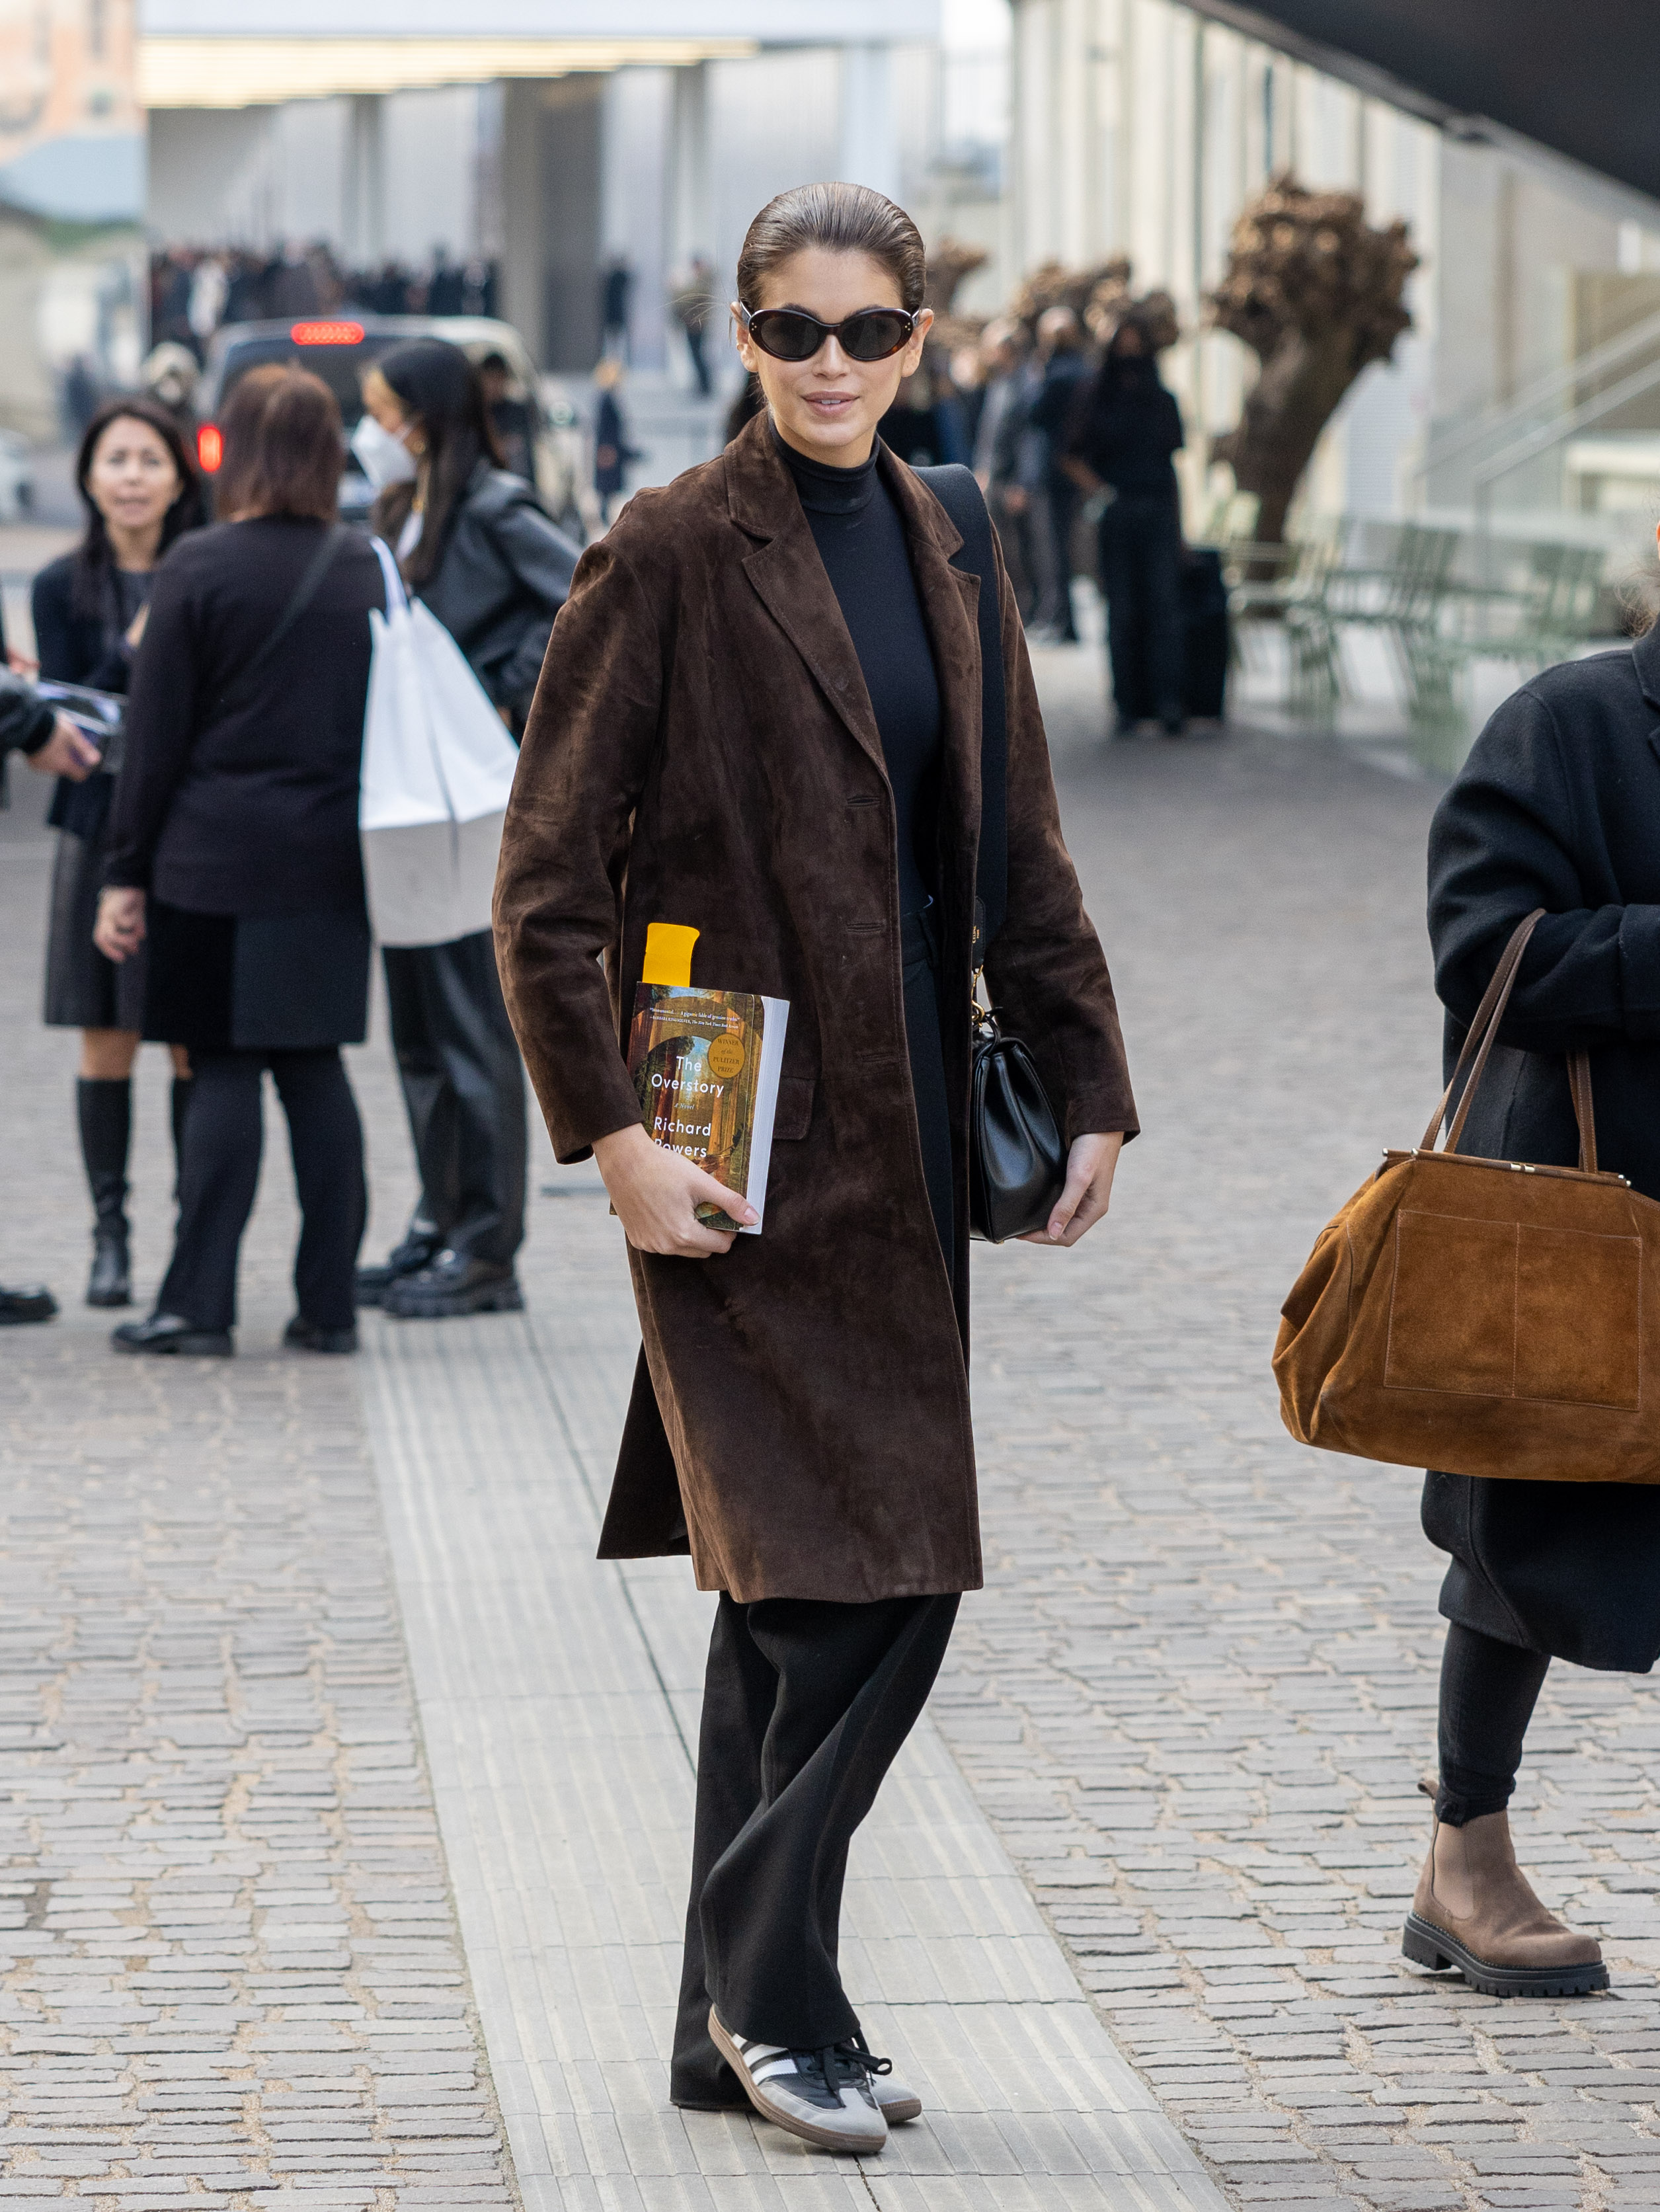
left=1403, top=1811, right=1606, bottom=1996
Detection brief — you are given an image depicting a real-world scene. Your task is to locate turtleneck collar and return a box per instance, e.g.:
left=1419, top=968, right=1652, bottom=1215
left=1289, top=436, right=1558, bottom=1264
left=770, top=418, right=879, bottom=516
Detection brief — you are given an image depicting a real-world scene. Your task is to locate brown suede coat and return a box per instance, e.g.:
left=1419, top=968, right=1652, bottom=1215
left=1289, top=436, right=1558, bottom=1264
left=494, top=413, right=1137, bottom=1604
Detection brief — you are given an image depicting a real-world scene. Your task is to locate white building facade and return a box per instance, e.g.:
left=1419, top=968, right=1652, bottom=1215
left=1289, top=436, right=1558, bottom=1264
left=1005, top=0, right=1660, bottom=533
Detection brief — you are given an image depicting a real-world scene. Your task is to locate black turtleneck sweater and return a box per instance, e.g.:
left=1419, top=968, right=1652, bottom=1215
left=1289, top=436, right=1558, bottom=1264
left=775, top=426, right=942, bottom=917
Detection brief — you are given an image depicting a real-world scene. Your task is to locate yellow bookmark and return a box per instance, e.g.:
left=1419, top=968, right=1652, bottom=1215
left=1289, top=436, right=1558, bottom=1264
left=641, top=922, right=699, bottom=988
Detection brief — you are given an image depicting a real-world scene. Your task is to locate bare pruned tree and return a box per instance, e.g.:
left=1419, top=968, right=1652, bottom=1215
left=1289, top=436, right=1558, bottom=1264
left=1207, top=175, right=1417, bottom=545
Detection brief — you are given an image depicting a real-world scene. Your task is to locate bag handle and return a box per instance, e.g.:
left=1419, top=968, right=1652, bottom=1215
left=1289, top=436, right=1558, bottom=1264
left=218, top=522, right=349, bottom=715
left=369, top=533, right=410, bottom=615
left=1421, top=907, right=1597, bottom=1172
left=915, top=461, right=1008, bottom=962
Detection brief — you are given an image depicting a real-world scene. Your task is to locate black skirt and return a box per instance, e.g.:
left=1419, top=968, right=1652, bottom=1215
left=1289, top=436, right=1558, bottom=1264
left=143, top=900, right=372, bottom=1054
left=44, top=789, right=148, bottom=1031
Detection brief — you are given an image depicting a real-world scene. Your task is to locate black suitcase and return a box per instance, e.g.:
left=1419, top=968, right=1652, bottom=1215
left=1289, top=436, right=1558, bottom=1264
left=1113, top=544, right=1231, bottom=723
left=1181, top=546, right=1230, bottom=720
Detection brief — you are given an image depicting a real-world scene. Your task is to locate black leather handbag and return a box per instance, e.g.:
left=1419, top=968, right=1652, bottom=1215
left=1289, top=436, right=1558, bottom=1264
left=917, top=464, right=1068, bottom=1245
left=968, top=1012, right=1068, bottom=1241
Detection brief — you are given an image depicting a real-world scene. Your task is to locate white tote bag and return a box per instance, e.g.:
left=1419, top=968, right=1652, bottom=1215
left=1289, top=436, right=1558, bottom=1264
left=359, top=535, right=521, bottom=948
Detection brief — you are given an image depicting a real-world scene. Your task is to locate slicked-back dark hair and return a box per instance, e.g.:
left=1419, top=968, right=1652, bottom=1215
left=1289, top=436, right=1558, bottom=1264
left=736, top=182, right=926, bottom=315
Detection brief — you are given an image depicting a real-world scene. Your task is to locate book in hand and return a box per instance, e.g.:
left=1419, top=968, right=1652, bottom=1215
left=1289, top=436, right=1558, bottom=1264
left=625, top=924, right=789, bottom=1236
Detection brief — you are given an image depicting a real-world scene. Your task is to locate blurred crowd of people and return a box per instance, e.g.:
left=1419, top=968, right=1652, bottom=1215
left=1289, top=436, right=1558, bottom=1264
left=147, top=243, right=499, bottom=366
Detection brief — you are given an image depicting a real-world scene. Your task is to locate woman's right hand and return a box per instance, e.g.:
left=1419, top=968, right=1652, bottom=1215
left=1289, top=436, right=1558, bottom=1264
left=95, top=885, right=146, bottom=964
left=593, top=1122, right=757, bottom=1256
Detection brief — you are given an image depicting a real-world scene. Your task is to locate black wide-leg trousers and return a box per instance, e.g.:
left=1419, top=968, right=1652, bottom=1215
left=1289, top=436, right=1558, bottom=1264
left=155, top=1048, right=366, bottom=1331
left=381, top=932, right=526, bottom=1267
left=670, top=1589, right=960, bottom=2106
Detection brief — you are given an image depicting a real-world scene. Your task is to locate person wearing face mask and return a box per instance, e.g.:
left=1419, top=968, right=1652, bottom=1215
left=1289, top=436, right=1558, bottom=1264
left=494, top=182, right=1137, bottom=2156
left=351, top=338, right=580, bottom=1320
left=1065, top=315, right=1187, bottom=736
left=32, top=396, right=202, bottom=1306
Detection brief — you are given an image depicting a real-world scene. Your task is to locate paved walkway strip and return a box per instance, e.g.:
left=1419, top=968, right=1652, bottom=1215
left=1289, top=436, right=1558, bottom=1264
left=356, top=1280, right=1229, bottom=2211
left=0, top=1326, right=518, bottom=2209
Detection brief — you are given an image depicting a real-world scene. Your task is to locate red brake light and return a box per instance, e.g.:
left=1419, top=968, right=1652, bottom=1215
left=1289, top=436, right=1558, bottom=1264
left=292, top=320, right=364, bottom=346
left=197, top=423, right=223, bottom=472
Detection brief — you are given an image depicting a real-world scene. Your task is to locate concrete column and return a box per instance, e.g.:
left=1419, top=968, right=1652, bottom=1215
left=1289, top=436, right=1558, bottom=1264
left=499, top=79, right=547, bottom=362
left=345, top=94, right=384, bottom=266
left=838, top=42, right=898, bottom=200
left=668, top=61, right=711, bottom=272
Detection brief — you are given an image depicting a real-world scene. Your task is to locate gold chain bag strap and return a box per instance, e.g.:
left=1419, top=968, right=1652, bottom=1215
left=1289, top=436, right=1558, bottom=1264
left=1274, top=908, right=1660, bottom=1483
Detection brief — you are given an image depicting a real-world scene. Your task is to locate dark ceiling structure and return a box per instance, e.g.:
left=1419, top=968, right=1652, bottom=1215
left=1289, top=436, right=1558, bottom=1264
left=1185, top=1, right=1659, bottom=206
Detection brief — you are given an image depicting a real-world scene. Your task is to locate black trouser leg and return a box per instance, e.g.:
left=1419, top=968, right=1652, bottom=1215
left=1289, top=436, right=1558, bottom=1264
left=1143, top=496, right=1187, bottom=720
left=382, top=934, right=526, bottom=1266
left=155, top=1053, right=264, bottom=1331
left=271, top=1050, right=366, bottom=1332
left=1436, top=1620, right=1550, bottom=1828
left=670, top=1589, right=960, bottom=2100
left=1045, top=474, right=1080, bottom=639
left=1099, top=507, right=1144, bottom=720
left=170, top=1074, right=194, bottom=1197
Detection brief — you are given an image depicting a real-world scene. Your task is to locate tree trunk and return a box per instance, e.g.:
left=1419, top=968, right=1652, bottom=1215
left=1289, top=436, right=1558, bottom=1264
left=1211, top=323, right=1362, bottom=546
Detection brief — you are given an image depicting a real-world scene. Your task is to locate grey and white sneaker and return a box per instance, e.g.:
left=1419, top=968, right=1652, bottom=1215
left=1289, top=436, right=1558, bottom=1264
left=844, top=2031, right=922, bottom=2124
left=709, top=2006, right=888, bottom=2154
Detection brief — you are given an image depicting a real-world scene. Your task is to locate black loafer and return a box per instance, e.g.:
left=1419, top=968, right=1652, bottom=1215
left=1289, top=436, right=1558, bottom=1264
left=0, top=1282, right=58, bottom=1325
left=112, top=1312, right=233, bottom=1357
left=382, top=1251, right=524, bottom=1319
left=284, top=1315, right=358, bottom=1355
left=355, top=1228, right=440, bottom=1308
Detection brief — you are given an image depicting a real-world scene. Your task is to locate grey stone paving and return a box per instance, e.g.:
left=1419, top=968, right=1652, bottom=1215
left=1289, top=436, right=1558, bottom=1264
left=949, top=637, right=1660, bottom=2211
left=0, top=785, right=518, bottom=2205
left=7, top=590, right=1660, bottom=2211
left=354, top=1266, right=1228, bottom=2209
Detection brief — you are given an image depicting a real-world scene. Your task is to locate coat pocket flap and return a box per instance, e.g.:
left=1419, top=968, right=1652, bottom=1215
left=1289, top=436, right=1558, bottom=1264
left=772, top=1074, right=816, bottom=1142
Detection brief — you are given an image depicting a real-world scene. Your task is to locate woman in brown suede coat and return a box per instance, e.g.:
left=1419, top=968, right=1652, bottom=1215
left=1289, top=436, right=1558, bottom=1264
left=494, top=183, right=1137, bottom=2155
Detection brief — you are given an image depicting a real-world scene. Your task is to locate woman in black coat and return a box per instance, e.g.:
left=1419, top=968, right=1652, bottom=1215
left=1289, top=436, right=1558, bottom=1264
left=1065, top=316, right=1186, bottom=735
left=1412, top=605, right=1660, bottom=1996
left=350, top=337, right=579, bottom=1319
left=95, top=365, right=385, bottom=1359
left=34, top=396, right=200, bottom=1307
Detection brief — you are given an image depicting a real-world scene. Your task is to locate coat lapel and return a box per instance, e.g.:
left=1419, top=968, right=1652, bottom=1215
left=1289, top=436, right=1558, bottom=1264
left=725, top=413, right=987, bottom=863
left=729, top=417, right=886, bottom=774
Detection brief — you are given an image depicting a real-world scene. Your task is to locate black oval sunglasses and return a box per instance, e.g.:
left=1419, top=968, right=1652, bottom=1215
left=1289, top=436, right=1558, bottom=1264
left=738, top=303, right=920, bottom=364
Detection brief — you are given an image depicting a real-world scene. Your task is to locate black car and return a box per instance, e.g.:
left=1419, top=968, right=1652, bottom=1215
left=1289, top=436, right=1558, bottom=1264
left=194, top=311, right=586, bottom=532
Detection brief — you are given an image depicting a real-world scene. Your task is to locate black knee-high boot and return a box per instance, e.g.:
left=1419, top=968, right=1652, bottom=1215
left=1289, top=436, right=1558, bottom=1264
left=171, top=1075, right=193, bottom=1201
left=77, top=1077, right=132, bottom=1308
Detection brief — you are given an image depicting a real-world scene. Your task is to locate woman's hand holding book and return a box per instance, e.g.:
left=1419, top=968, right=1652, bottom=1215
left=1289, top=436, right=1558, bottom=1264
left=594, top=1123, right=759, bottom=1257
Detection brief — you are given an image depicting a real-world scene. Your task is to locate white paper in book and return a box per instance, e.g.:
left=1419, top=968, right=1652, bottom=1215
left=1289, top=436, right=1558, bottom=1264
left=358, top=536, right=521, bottom=946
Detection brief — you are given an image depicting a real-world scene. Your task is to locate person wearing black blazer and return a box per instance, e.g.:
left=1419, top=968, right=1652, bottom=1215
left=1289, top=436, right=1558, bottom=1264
left=33, top=395, right=200, bottom=1307
left=97, top=366, right=385, bottom=1359
left=352, top=337, right=578, bottom=1320
left=1412, top=598, right=1660, bottom=1996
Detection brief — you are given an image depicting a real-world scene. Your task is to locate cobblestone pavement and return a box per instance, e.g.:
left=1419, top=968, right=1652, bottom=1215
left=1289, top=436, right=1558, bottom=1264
left=6, top=604, right=1660, bottom=2211
left=949, top=640, right=1660, bottom=2212
left=0, top=785, right=518, bottom=2205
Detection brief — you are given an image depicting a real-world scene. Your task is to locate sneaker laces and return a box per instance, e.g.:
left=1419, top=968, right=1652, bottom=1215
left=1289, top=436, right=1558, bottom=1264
left=836, top=2031, right=893, bottom=2084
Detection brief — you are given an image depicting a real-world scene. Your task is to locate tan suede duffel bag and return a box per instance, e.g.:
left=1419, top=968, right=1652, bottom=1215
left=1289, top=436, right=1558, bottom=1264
left=1275, top=908, right=1660, bottom=1484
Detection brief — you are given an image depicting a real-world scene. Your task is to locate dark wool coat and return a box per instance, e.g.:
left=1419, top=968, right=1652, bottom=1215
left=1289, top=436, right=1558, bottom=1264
left=1425, top=621, right=1660, bottom=1672
left=494, top=413, right=1138, bottom=1605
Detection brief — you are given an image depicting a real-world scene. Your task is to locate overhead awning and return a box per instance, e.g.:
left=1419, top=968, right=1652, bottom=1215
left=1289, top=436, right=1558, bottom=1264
left=139, top=36, right=759, bottom=107
left=1185, top=0, right=1660, bottom=206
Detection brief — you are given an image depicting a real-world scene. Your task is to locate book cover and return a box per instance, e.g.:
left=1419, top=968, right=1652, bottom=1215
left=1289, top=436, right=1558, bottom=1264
left=626, top=982, right=789, bottom=1235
